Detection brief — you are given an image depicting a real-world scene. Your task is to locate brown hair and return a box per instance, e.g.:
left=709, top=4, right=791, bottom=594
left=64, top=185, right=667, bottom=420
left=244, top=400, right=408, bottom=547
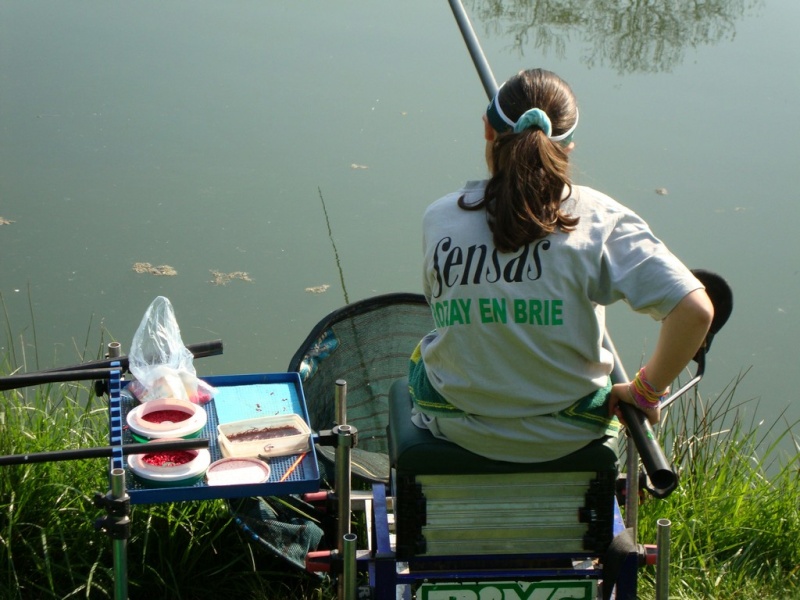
left=460, top=69, right=579, bottom=252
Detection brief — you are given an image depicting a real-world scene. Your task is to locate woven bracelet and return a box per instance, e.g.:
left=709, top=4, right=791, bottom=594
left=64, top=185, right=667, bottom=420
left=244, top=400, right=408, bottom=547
left=629, top=368, right=670, bottom=409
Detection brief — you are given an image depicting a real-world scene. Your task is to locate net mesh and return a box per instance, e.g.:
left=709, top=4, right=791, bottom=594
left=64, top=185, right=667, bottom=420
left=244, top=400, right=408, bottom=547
left=288, top=292, right=431, bottom=456
left=230, top=293, right=432, bottom=571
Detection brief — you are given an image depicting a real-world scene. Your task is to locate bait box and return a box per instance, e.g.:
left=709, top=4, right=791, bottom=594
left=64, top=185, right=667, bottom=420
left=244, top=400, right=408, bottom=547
left=217, top=414, right=311, bottom=459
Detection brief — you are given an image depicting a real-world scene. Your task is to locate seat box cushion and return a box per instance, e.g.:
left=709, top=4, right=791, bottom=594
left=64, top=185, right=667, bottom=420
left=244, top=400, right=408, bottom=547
left=388, top=378, right=618, bottom=477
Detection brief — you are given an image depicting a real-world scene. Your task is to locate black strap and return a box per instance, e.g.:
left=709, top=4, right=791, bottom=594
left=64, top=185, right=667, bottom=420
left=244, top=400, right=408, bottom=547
left=603, top=527, right=640, bottom=600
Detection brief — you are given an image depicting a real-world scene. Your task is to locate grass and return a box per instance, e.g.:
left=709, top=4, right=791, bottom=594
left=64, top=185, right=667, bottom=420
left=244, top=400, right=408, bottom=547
left=636, top=372, right=800, bottom=599
left=2, top=305, right=799, bottom=598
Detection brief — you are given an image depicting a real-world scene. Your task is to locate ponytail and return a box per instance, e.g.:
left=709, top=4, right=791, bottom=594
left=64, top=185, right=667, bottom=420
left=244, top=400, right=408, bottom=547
left=461, top=69, right=580, bottom=253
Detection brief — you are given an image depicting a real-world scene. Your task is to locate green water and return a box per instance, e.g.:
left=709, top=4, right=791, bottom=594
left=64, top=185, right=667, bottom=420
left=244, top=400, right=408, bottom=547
left=1, top=1, right=798, bottom=452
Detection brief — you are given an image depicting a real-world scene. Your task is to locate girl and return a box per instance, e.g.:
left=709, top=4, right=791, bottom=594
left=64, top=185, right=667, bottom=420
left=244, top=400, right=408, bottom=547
left=409, top=68, right=713, bottom=463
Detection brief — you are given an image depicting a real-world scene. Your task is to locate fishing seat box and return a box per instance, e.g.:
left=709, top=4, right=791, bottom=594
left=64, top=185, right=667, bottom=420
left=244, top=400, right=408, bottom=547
left=387, top=378, right=619, bottom=560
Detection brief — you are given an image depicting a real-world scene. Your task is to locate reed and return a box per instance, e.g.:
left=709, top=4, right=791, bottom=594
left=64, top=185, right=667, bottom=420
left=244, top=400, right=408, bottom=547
left=637, top=372, right=800, bottom=599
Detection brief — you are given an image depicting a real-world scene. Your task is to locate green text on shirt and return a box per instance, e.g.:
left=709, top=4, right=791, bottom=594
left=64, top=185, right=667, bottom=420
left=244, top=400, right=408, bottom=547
left=431, top=297, right=563, bottom=327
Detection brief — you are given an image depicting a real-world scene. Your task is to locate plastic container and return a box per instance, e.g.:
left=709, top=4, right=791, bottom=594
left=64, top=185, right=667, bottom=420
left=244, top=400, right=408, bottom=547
left=217, top=414, right=311, bottom=459
left=127, top=441, right=211, bottom=488
left=206, top=457, right=271, bottom=486
left=126, top=397, right=207, bottom=442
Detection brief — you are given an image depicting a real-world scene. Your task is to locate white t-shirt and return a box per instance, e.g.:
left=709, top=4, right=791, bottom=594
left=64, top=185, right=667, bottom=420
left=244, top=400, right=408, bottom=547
left=419, top=180, right=702, bottom=419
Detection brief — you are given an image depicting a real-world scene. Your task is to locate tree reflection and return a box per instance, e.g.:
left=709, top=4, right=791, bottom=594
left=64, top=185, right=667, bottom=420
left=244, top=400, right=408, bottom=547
left=465, top=0, right=763, bottom=74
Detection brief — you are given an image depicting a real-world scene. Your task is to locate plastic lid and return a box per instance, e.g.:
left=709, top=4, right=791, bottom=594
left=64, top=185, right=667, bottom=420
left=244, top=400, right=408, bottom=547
left=206, top=457, right=271, bottom=486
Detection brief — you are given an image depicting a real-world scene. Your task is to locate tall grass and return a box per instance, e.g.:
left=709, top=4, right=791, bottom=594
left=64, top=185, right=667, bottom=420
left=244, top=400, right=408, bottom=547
left=637, top=373, right=800, bottom=599
left=0, top=379, right=108, bottom=598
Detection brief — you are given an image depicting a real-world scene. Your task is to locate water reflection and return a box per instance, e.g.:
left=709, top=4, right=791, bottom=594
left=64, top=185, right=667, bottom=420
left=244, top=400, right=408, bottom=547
left=466, top=0, right=763, bottom=73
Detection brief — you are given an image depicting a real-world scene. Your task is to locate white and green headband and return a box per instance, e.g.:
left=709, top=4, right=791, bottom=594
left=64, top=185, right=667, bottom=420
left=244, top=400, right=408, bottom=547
left=486, top=84, right=579, bottom=145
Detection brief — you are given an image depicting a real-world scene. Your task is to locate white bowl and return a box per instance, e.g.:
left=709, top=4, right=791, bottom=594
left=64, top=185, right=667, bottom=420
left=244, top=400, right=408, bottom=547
left=127, top=440, right=211, bottom=487
left=206, top=457, right=271, bottom=486
left=126, top=398, right=207, bottom=441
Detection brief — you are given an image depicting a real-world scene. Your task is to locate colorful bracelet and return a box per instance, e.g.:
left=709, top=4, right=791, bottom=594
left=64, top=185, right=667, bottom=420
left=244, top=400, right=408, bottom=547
left=628, top=367, right=670, bottom=410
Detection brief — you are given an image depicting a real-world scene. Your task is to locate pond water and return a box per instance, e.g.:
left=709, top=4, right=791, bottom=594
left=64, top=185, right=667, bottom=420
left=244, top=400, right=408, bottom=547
left=1, top=1, right=798, bottom=455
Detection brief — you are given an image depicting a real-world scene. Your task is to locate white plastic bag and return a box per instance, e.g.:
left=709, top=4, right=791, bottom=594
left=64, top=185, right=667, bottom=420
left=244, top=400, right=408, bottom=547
left=128, top=297, right=214, bottom=404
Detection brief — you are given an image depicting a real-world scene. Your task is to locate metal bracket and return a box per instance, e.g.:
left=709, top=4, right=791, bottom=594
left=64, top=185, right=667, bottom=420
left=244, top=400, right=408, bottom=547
left=93, top=491, right=131, bottom=540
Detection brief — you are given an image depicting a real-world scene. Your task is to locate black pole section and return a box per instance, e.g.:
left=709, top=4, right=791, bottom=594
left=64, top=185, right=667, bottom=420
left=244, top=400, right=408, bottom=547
left=0, top=438, right=210, bottom=467
left=618, top=403, right=676, bottom=497
left=448, top=0, right=498, bottom=97
left=0, top=368, right=119, bottom=391
left=0, top=340, right=224, bottom=391
left=447, top=0, right=678, bottom=496
left=605, top=337, right=677, bottom=498
left=40, top=339, right=224, bottom=374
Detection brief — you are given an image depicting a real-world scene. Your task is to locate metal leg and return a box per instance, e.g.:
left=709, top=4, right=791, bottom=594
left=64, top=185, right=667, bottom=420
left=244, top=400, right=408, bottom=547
left=336, top=425, right=354, bottom=548
left=110, top=469, right=130, bottom=600
left=335, top=379, right=347, bottom=425
left=334, top=377, right=357, bottom=600
left=94, top=467, right=130, bottom=600
left=656, top=518, right=671, bottom=600
left=342, top=533, right=357, bottom=600
left=624, top=433, right=639, bottom=539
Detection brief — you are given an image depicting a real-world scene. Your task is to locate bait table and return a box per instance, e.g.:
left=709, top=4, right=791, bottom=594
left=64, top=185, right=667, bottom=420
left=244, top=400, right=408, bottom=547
left=109, top=372, right=320, bottom=503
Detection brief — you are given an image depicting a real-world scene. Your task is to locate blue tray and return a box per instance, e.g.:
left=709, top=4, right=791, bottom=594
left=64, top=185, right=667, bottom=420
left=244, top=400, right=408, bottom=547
left=110, top=372, right=320, bottom=504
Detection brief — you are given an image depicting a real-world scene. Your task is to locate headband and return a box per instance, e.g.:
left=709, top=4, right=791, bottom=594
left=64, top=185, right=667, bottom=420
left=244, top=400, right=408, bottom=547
left=486, top=85, right=579, bottom=145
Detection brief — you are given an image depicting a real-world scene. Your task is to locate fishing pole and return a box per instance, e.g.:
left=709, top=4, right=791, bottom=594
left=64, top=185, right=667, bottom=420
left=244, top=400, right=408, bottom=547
left=318, top=187, right=350, bottom=305
left=448, top=0, right=498, bottom=97
left=0, top=438, right=210, bottom=467
left=0, top=339, right=224, bottom=392
left=446, top=0, right=678, bottom=497
left=40, top=339, right=224, bottom=374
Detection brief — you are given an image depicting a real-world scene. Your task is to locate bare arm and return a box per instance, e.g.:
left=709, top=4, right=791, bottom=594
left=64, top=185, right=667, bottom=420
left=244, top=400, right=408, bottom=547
left=608, top=288, right=715, bottom=424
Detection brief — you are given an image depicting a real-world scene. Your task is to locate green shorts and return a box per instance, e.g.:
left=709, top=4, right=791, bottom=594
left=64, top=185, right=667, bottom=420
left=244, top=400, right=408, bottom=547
left=408, top=341, right=620, bottom=435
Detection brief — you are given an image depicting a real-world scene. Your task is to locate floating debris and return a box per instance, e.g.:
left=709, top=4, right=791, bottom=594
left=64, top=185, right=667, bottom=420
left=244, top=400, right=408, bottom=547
left=655, top=187, right=669, bottom=196
left=0, top=216, right=14, bottom=226
left=210, top=270, right=253, bottom=286
left=305, top=284, right=330, bottom=294
left=132, top=262, right=177, bottom=276
left=350, top=163, right=369, bottom=170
